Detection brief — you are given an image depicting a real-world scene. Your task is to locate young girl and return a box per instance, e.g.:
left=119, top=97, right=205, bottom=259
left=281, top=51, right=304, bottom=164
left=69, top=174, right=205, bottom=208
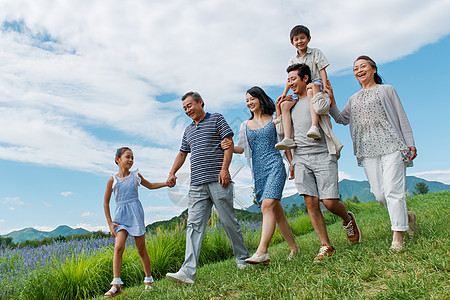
left=103, top=147, right=168, bottom=298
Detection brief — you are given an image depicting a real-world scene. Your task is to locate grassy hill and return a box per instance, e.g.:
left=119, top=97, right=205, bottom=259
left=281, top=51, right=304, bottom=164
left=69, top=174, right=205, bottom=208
left=246, top=176, right=450, bottom=213
left=93, top=191, right=449, bottom=299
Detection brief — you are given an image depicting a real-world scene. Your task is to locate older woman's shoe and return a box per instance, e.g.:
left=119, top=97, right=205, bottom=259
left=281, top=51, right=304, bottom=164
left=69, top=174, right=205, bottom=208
left=390, top=241, right=403, bottom=252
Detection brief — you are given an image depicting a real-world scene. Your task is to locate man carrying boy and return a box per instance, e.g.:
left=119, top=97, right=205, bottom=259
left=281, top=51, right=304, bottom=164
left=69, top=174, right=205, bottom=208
left=276, top=64, right=360, bottom=261
left=276, top=24, right=331, bottom=149
left=165, top=91, right=249, bottom=284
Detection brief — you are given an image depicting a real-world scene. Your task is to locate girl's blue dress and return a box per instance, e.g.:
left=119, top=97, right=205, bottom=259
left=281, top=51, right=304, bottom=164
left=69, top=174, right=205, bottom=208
left=112, top=169, right=145, bottom=236
left=247, top=121, right=286, bottom=204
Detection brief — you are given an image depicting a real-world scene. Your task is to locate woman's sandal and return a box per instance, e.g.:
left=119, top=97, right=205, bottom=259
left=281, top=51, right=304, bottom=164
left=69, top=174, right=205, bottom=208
left=104, top=284, right=122, bottom=298
left=144, top=282, right=153, bottom=291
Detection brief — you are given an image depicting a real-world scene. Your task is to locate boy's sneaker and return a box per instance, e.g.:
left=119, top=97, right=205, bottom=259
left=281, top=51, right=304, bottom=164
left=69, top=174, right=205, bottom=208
left=275, top=137, right=296, bottom=150
left=343, top=212, right=361, bottom=244
left=306, top=126, right=321, bottom=140
left=313, top=245, right=336, bottom=262
left=166, top=270, right=194, bottom=285
left=407, top=211, right=417, bottom=237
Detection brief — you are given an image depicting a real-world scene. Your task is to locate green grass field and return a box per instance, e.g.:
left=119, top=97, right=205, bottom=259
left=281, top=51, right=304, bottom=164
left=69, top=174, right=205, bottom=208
left=90, top=191, right=449, bottom=300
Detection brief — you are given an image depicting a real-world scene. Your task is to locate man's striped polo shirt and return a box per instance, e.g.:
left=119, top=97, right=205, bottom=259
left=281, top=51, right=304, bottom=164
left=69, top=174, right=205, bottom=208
left=180, top=112, right=233, bottom=186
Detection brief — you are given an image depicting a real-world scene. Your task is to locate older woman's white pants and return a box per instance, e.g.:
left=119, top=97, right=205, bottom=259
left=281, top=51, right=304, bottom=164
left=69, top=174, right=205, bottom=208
left=362, top=151, right=409, bottom=231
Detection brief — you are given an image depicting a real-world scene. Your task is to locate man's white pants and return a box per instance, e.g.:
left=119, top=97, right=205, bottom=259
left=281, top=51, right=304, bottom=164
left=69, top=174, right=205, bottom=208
left=362, top=151, right=409, bottom=231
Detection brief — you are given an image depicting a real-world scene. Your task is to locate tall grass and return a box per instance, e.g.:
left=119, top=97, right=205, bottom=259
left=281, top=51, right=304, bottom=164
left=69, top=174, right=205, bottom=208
left=90, top=191, right=449, bottom=299
left=3, top=192, right=447, bottom=299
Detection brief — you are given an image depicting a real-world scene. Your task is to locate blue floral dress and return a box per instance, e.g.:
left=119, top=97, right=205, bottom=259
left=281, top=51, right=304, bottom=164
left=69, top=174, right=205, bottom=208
left=112, top=169, right=145, bottom=236
left=247, top=121, right=286, bottom=204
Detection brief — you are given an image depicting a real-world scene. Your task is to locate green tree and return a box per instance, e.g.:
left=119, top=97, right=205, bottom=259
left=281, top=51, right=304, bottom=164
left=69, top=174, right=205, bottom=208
left=351, top=195, right=360, bottom=204
left=413, top=182, right=430, bottom=195
left=0, top=236, right=14, bottom=247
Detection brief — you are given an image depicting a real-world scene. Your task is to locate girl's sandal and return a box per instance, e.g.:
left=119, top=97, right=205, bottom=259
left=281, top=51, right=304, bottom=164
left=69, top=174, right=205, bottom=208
left=104, top=284, right=122, bottom=298
left=144, top=282, right=153, bottom=291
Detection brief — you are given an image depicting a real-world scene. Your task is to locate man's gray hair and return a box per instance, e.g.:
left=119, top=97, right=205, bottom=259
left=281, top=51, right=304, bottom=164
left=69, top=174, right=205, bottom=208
left=181, top=91, right=204, bottom=107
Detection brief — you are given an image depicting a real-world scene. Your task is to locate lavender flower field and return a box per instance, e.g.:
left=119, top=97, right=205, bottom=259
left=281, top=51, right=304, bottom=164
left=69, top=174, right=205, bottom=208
left=0, top=212, right=326, bottom=299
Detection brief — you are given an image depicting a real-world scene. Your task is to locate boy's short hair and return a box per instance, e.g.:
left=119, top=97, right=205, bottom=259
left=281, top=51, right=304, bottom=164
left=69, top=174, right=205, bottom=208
left=182, top=91, right=204, bottom=107
left=290, top=25, right=310, bottom=41
left=286, top=63, right=312, bottom=84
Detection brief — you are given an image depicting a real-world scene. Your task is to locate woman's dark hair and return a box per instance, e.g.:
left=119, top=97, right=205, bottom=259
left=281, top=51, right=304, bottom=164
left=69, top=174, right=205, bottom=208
left=115, top=147, right=132, bottom=165
left=286, top=63, right=312, bottom=84
left=354, top=55, right=383, bottom=84
left=246, top=86, right=275, bottom=119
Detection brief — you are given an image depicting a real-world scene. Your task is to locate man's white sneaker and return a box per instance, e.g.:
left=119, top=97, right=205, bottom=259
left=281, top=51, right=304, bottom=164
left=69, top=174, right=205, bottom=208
left=237, top=262, right=248, bottom=269
left=306, top=126, right=321, bottom=140
left=275, top=137, right=296, bottom=150
left=166, top=270, right=194, bottom=285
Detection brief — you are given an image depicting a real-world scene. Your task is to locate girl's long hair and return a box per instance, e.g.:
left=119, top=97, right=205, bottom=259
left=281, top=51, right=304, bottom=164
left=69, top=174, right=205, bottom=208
left=246, top=86, right=275, bottom=119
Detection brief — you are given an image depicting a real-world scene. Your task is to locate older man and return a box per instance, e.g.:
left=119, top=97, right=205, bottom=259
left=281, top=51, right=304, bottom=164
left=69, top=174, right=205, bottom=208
left=166, top=91, right=249, bottom=284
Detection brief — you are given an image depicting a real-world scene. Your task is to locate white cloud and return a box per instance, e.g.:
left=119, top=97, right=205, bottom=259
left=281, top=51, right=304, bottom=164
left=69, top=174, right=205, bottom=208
left=0, top=0, right=449, bottom=179
left=409, top=169, right=450, bottom=185
left=2, top=197, right=32, bottom=208
left=42, top=201, right=51, bottom=207
left=81, top=211, right=98, bottom=217
left=0, top=219, right=4, bottom=223
left=143, top=205, right=186, bottom=214
left=338, top=171, right=354, bottom=182
left=75, top=223, right=108, bottom=232
left=60, top=191, right=73, bottom=197
left=33, top=225, right=55, bottom=232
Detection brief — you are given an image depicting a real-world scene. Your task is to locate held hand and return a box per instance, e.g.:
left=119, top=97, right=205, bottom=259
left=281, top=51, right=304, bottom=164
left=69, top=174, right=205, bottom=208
left=408, top=146, right=417, bottom=160
left=289, top=165, right=295, bottom=180
left=218, top=169, right=230, bottom=188
left=109, top=222, right=119, bottom=237
left=276, top=94, right=287, bottom=103
left=327, top=80, right=336, bottom=106
left=276, top=95, right=285, bottom=108
left=221, top=139, right=232, bottom=150
left=276, top=94, right=293, bottom=105
left=166, top=173, right=177, bottom=187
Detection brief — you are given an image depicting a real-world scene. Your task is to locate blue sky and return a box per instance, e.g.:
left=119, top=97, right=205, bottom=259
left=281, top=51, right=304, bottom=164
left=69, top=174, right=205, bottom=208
left=1, top=0, right=449, bottom=235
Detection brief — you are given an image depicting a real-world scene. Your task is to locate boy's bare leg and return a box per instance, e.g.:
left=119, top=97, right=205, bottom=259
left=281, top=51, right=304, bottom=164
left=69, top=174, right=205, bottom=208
left=306, top=83, right=322, bottom=140
left=307, top=88, right=320, bottom=127
left=275, top=99, right=297, bottom=150
left=280, top=100, right=296, bottom=138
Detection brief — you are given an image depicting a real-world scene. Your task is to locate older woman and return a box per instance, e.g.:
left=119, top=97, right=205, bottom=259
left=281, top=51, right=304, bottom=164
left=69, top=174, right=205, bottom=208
left=330, top=55, right=417, bottom=251
left=222, top=86, right=298, bottom=264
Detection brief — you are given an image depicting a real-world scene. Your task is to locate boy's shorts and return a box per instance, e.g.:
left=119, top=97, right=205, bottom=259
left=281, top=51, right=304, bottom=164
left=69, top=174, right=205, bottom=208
left=294, top=152, right=339, bottom=200
left=312, top=80, right=323, bottom=91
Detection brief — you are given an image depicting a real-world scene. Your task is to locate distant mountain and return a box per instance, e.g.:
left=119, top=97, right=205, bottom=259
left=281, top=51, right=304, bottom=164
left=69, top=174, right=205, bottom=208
left=246, top=176, right=450, bottom=212
left=339, top=176, right=450, bottom=202
left=3, top=225, right=89, bottom=243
